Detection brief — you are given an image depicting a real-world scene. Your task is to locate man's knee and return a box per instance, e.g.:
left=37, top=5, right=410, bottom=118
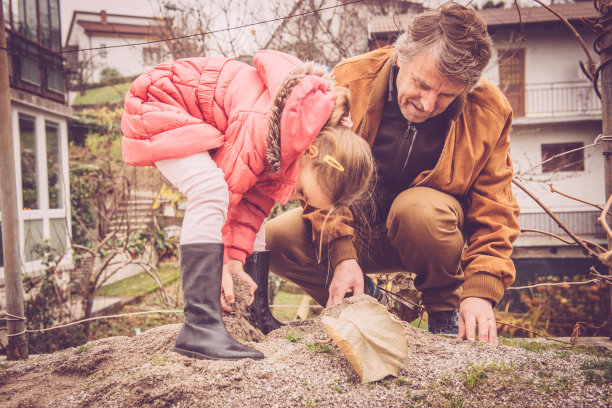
left=386, top=187, right=464, bottom=246
left=266, top=208, right=305, bottom=253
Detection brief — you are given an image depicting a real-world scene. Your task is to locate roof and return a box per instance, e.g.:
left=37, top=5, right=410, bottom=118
left=478, top=2, right=599, bottom=27
left=65, top=10, right=164, bottom=46
left=369, top=2, right=600, bottom=34
left=76, top=21, right=162, bottom=37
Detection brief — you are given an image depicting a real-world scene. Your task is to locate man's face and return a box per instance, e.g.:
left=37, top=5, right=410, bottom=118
left=395, top=51, right=466, bottom=123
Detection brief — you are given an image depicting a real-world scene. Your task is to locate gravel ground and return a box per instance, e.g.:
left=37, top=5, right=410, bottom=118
left=1, top=295, right=610, bottom=407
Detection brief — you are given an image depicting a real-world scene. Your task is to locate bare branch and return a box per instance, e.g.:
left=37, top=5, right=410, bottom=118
left=512, top=178, right=599, bottom=258
left=598, top=194, right=612, bottom=241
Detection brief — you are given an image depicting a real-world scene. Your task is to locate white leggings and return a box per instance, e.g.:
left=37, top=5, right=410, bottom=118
left=155, top=152, right=266, bottom=251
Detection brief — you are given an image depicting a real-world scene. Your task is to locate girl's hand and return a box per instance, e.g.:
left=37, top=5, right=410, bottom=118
left=221, top=259, right=258, bottom=313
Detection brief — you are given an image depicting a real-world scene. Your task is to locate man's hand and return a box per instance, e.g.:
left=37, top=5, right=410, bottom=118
left=221, top=259, right=257, bottom=313
left=458, top=297, right=497, bottom=345
left=326, top=259, right=364, bottom=307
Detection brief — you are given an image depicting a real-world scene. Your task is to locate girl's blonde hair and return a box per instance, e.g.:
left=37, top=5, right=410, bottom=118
left=311, top=86, right=375, bottom=209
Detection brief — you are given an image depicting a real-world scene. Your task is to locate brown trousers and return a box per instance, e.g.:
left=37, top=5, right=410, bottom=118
left=265, top=187, right=465, bottom=313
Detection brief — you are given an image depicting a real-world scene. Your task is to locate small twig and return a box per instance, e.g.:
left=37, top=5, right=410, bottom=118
left=598, top=194, right=612, bottom=241
left=496, top=321, right=572, bottom=345
left=513, top=178, right=598, bottom=258
left=520, top=228, right=607, bottom=253
left=507, top=278, right=600, bottom=290
left=590, top=267, right=612, bottom=286
left=518, top=136, right=603, bottom=177
left=549, top=183, right=612, bottom=217
left=571, top=320, right=608, bottom=345
left=530, top=0, right=597, bottom=89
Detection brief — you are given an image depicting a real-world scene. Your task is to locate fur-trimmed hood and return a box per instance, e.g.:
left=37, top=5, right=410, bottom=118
left=252, top=50, right=335, bottom=174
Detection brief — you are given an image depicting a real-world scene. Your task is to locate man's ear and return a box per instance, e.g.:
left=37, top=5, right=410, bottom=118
left=304, top=144, right=319, bottom=158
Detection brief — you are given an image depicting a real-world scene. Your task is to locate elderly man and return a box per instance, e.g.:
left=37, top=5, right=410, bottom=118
left=265, top=2, right=520, bottom=345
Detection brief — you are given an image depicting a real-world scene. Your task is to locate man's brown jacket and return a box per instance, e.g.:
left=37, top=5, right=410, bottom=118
left=303, top=46, right=520, bottom=305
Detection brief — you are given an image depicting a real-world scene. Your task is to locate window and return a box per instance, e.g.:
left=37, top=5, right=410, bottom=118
left=20, top=42, right=41, bottom=86
left=46, top=64, right=64, bottom=93
left=24, top=0, right=37, bottom=40
left=49, top=0, right=60, bottom=51
left=498, top=48, right=525, bottom=117
left=3, top=0, right=9, bottom=28
left=20, top=113, right=39, bottom=209
left=13, top=109, right=70, bottom=267
left=39, top=0, right=50, bottom=48
left=541, top=142, right=585, bottom=173
left=46, top=121, right=63, bottom=208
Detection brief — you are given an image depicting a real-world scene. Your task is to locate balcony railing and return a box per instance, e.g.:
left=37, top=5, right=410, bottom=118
left=523, top=81, right=601, bottom=118
left=518, top=210, right=605, bottom=238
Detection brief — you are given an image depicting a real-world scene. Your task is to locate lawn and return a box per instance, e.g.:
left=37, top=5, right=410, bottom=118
left=96, top=262, right=181, bottom=297
left=72, top=81, right=131, bottom=106
left=89, top=262, right=310, bottom=339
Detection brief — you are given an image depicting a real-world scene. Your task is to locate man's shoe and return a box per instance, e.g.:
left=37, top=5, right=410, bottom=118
left=427, top=310, right=459, bottom=335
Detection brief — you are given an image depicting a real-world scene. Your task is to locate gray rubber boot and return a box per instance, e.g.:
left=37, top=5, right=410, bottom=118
left=173, top=243, right=264, bottom=360
left=244, top=251, right=284, bottom=335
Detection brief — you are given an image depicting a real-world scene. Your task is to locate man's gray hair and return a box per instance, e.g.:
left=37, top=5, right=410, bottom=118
left=394, top=1, right=493, bottom=91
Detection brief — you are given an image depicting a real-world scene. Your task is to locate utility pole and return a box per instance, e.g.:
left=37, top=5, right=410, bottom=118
left=0, top=5, right=28, bottom=358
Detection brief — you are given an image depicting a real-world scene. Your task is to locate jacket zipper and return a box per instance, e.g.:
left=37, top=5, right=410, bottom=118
left=390, top=121, right=416, bottom=176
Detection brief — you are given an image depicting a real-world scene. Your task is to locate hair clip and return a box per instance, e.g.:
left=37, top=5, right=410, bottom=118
left=340, top=115, right=353, bottom=129
left=323, top=154, right=344, bottom=172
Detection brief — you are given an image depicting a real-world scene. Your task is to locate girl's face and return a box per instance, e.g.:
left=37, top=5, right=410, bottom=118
left=290, top=152, right=333, bottom=210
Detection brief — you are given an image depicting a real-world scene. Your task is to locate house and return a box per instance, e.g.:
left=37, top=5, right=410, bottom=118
left=1, top=0, right=72, bottom=284
left=369, top=2, right=606, bottom=281
left=63, top=10, right=164, bottom=85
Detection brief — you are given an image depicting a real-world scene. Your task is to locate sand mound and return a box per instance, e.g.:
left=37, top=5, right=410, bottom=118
left=1, top=296, right=610, bottom=407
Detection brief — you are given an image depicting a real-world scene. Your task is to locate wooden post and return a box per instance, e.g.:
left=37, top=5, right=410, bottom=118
left=599, top=7, right=612, bottom=340
left=0, top=5, right=28, bottom=359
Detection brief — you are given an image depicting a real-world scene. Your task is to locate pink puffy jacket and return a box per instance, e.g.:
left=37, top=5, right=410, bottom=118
left=121, top=50, right=335, bottom=263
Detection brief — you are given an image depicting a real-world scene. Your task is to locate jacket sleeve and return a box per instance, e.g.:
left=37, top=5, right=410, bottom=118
left=225, top=185, right=276, bottom=264
left=461, top=112, right=521, bottom=305
left=301, top=205, right=358, bottom=268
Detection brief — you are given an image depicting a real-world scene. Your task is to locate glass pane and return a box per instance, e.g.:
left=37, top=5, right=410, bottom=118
left=46, top=121, right=63, bottom=208
left=23, top=219, right=43, bottom=262
left=46, top=65, right=64, bottom=93
left=13, top=0, right=25, bottom=35
left=49, top=0, right=60, bottom=51
left=40, top=0, right=50, bottom=48
left=3, top=0, right=9, bottom=28
left=49, top=218, right=68, bottom=255
left=20, top=113, right=39, bottom=209
left=25, top=0, right=36, bottom=41
left=20, top=43, right=40, bottom=85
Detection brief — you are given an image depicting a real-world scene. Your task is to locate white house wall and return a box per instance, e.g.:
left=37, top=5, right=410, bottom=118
left=510, top=121, right=604, bottom=214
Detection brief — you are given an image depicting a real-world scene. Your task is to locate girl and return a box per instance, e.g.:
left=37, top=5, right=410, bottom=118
left=121, top=50, right=375, bottom=361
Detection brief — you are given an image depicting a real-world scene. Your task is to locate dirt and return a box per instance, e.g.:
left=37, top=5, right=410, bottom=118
left=1, top=294, right=611, bottom=407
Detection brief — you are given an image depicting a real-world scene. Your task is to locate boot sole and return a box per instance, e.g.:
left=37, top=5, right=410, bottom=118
left=173, top=346, right=264, bottom=361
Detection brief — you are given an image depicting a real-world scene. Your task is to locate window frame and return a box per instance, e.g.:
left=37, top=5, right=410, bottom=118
left=7, top=105, right=71, bottom=271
